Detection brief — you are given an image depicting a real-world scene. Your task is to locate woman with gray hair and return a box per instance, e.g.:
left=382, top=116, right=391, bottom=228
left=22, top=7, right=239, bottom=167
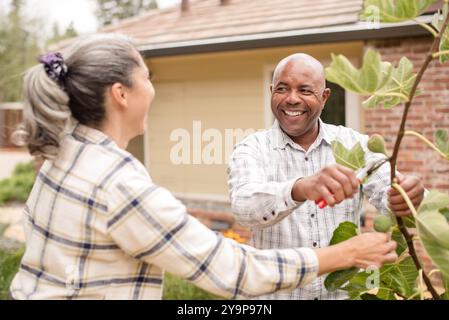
left=9, top=33, right=397, bottom=300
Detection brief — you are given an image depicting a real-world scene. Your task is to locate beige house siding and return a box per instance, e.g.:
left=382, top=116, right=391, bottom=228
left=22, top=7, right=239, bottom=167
left=141, top=41, right=364, bottom=197
left=127, top=135, right=145, bottom=164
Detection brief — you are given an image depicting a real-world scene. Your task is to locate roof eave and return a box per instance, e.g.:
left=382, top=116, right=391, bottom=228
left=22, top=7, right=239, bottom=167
left=140, top=16, right=433, bottom=58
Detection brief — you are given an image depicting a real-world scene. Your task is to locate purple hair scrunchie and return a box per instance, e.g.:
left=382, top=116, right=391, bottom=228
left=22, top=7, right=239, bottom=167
left=39, top=52, right=68, bottom=88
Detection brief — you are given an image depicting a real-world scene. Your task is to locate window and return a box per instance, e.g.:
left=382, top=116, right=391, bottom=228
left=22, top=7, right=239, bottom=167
left=321, top=81, right=345, bottom=126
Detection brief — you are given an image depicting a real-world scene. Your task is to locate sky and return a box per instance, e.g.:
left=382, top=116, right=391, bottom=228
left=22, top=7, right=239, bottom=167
left=0, top=0, right=179, bottom=35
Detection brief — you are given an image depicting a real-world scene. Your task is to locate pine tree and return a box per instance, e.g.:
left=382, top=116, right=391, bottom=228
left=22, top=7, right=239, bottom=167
left=95, top=0, right=158, bottom=26
left=47, top=21, right=78, bottom=46
left=0, top=0, right=40, bottom=102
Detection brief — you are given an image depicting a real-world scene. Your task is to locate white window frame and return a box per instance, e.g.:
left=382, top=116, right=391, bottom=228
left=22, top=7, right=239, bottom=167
left=0, top=102, right=23, bottom=111
left=263, top=64, right=276, bottom=129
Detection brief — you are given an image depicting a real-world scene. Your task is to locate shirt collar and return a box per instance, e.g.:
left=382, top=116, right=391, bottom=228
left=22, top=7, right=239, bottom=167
left=319, top=118, right=333, bottom=145
left=72, top=123, right=114, bottom=146
left=271, top=118, right=333, bottom=151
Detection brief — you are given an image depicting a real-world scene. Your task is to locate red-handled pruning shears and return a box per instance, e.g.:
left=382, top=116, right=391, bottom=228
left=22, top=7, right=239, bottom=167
left=315, top=158, right=387, bottom=209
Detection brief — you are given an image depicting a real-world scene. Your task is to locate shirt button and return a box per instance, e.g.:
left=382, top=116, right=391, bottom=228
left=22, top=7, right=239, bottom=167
left=314, top=297, right=319, bottom=300
left=271, top=211, right=276, bottom=216
left=263, top=217, right=268, bottom=221
left=311, top=214, right=315, bottom=218
left=305, top=157, right=309, bottom=161
left=313, top=242, right=318, bottom=247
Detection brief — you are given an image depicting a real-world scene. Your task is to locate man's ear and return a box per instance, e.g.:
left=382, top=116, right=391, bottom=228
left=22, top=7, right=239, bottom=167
left=322, top=88, right=331, bottom=105
left=110, top=82, right=128, bottom=109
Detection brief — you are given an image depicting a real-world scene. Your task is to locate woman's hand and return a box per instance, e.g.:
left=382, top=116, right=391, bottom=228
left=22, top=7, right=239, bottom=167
left=316, top=232, right=397, bottom=276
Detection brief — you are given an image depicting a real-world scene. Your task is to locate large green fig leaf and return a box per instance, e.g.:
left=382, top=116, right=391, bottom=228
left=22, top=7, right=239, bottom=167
left=325, top=222, right=360, bottom=292
left=403, top=215, right=416, bottom=228
left=331, top=141, right=365, bottom=171
left=415, top=190, right=449, bottom=283
left=329, top=221, right=359, bottom=245
left=440, top=208, right=449, bottom=222
left=391, top=226, right=408, bottom=256
left=376, top=276, right=397, bottom=299
left=362, top=57, right=416, bottom=109
left=324, top=268, right=360, bottom=292
left=435, top=129, right=449, bottom=160
left=342, top=256, right=418, bottom=300
left=432, top=2, right=449, bottom=63
left=326, top=50, right=392, bottom=95
left=379, top=256, right=418, bottom=298
left=361, top=293, right=382, bottom=300
left=341, top=271, right=371, bottom=300
left=326, top=50, right=416, bottom=109
left=361, top=0, right=438, bottom=23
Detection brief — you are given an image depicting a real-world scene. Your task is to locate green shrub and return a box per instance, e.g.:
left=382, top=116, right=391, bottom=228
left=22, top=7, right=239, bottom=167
left=0, top=161, right=35, bottom=205
left=12, top=162, right=35, bottom=176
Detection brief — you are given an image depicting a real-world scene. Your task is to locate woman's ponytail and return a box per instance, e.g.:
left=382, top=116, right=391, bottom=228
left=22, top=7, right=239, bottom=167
left=12, top=64, right=72, bottom=160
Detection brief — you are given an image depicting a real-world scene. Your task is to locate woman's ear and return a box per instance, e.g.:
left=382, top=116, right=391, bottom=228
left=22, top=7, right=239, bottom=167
left=109, top=82, right=128, bottom=110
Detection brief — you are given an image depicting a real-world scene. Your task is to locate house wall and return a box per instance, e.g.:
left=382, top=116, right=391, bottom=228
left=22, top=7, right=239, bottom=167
left=0, top=107, right=22, bottom=149
left=365, top=36, right=449, bottom=193
left=143, top=41, right=364, bottom=199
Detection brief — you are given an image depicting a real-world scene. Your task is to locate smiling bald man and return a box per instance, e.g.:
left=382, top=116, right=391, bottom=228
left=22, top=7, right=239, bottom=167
left=227, top=53, right=424, bottom=300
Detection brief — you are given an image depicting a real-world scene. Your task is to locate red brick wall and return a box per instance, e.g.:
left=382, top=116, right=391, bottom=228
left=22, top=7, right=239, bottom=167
left=365, top=37, right=449, bottom=193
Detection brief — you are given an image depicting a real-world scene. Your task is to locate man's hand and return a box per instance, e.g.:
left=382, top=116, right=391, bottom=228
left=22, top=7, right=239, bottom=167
left=388, top=174, right=424, bottom=217
left=292, top=164, right=360, bottom=206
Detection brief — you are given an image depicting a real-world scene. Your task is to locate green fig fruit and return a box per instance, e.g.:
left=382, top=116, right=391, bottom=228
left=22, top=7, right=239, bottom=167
left=367, top=134, right=388, bottom=156
left=373, top=215, right=392, bottom=233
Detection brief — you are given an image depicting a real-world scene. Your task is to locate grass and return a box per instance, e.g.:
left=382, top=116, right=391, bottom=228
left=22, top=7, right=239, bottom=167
left=0, top=248, right=224, bottom=300
left=0, top=247, right=24, bottom=300
left=163, top=272, right=225, bottom=300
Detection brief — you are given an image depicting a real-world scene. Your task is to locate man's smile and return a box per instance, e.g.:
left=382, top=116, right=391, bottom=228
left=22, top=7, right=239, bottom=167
left=282, top=109, right=307, bottom=117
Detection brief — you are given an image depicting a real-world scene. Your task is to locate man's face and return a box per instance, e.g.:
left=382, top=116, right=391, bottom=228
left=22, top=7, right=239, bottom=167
left=270, top=60, right=330, bottom=140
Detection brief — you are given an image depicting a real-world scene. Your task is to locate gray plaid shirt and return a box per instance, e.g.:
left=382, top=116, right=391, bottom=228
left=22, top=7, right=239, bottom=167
left=228, top=119, right=390, bottom=300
